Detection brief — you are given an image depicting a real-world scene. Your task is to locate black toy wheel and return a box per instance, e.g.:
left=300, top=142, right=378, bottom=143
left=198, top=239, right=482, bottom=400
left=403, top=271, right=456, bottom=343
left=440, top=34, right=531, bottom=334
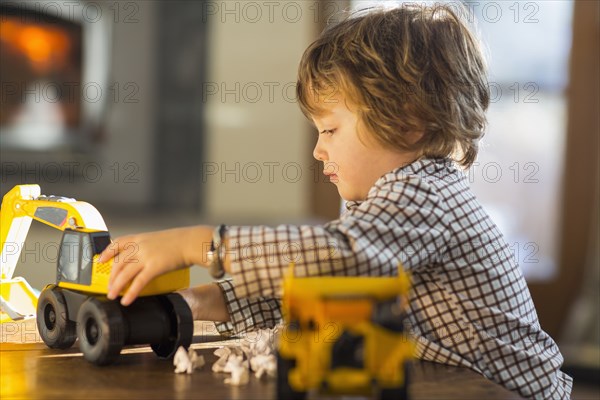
left=36, top=285, right=76, bottom=349
left=150, top=293, right=193, bottom=359
left=380, top=386, right=408, bottom=400
left=378, top=362, right=411, bottom=400
left=276, top=353, right=307, bottom=400
left=76, top=298, right=125, bottom=365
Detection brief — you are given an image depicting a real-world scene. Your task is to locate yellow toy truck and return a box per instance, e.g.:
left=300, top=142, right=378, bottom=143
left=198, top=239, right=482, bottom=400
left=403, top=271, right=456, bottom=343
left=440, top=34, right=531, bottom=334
left=277, top=264, right=415, bottom=400
left=0, top=185, right=192, bottom=365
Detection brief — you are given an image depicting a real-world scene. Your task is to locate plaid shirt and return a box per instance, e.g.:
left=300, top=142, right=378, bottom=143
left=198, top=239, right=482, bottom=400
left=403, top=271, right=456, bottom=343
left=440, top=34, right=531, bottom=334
left=214, top=158, right=572, bottom=399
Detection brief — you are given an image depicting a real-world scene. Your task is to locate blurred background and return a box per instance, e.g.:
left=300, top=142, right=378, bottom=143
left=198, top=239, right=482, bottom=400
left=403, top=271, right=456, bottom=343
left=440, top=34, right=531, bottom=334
left=0, top=0, right=597, bottom=390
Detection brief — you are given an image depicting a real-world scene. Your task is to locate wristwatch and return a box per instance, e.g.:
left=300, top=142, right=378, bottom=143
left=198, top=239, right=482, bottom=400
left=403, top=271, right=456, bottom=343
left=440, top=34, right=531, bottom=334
left=208, top=224, right=227, bottom=279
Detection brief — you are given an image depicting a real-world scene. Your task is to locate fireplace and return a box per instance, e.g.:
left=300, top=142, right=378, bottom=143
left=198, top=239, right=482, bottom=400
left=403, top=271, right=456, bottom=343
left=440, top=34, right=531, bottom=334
left=1, top=1, right=207, bottom=210
left=0, top=2, right=111, bottom=152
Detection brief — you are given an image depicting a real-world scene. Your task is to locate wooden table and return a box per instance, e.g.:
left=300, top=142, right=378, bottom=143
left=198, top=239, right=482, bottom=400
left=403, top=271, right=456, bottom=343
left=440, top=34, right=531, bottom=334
left=1, top=336, right=525, bottom=399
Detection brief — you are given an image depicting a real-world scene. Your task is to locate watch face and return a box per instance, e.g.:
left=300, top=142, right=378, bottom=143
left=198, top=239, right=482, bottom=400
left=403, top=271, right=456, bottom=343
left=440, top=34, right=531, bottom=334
left=209, top=258, right=225, bottom=279
left=208, top=225, right=227, bottom=279
left=207, top=250, right=215, bottom=263
left=215, top=224, right=228, bottom=245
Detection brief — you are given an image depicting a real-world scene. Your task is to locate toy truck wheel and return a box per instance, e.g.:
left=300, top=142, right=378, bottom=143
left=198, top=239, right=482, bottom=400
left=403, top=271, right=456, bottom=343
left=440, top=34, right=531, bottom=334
left=76, top=298, right=125, bottom=366
left=378, top=362, right=411, bottom=400
left=151, top=293, right=193, bottom=359
left=379, top=386, right=408, bottom=400
left=36, top=286, right=76, bottom=349
left=276, top=353, right=306, bottom=400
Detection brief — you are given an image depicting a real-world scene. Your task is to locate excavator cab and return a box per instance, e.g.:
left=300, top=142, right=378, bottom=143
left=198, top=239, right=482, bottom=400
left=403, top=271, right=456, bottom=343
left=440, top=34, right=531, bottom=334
left=57, top=230, right=111, bottom=286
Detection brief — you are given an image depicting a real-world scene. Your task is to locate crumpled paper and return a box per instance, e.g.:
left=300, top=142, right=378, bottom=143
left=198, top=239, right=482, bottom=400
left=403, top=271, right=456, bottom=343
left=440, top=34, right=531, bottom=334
left=173, top=346, right=205, bottom=374
left=223, top=354, right=250, bottom=385
left=213, top=327, right=279, bottom=385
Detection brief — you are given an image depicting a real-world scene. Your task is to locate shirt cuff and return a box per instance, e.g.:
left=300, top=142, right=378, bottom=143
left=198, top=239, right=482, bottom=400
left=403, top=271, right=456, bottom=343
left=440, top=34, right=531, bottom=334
left=214, top=278, right=282, bottom=335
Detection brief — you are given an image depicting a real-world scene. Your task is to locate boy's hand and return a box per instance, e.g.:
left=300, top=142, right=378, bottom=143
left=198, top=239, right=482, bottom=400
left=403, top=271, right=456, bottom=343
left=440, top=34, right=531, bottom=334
left=98, top=226, right=211, bottom=306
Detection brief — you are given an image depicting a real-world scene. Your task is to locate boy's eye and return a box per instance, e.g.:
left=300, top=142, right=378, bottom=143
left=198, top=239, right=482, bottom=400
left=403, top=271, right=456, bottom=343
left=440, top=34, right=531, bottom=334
left=320, top=129, right=336, bottom=135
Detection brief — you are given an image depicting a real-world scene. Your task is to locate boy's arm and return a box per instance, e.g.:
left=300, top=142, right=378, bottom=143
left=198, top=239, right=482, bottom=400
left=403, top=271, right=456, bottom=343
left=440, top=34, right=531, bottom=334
left=226, top=208, right=447, bottom=298
left=221, top=182, right=449, bottom=300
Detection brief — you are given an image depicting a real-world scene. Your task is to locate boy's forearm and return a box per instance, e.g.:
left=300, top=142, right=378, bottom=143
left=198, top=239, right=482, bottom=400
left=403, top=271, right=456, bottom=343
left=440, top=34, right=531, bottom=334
left=178, top=283, right=230, bottom=322
left=182, top=225, right=232, bottom=274
left=181, top=225, right=215, bottom=267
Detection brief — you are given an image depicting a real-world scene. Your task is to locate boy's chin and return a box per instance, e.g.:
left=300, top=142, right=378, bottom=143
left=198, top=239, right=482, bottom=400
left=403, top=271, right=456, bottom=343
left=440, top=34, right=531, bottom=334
left=338, top=188, right=366, bottom=203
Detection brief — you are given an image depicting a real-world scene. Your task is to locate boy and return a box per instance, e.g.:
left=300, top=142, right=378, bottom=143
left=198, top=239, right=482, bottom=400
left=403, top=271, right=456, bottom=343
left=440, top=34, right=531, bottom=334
left=100, top=4, right=572, bottom=399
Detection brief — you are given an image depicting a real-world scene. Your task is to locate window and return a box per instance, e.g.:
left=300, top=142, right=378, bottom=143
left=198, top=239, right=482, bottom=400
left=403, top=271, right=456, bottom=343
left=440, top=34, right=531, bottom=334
left=80, top=233, right=92, bottom=285
left=58, top=231, right=80, bottom=282
left=461, top=1, right=573, bottom=281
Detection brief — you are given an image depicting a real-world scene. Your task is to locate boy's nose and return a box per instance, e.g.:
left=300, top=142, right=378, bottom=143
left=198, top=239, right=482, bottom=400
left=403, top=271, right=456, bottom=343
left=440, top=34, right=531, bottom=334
left=313, top=139, right=327, bottom=161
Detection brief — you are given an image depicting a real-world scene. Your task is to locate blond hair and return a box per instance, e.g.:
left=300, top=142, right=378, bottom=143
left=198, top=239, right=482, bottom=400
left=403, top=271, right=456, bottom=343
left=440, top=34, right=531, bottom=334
left=297, top=4, right=489, bottom=167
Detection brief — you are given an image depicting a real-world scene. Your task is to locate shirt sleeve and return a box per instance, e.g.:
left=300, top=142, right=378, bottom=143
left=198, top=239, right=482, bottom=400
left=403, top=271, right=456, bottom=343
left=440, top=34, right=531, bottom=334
left=213, top=279, right=282, bottom=335
left=225, top=176, right=451, bottom=299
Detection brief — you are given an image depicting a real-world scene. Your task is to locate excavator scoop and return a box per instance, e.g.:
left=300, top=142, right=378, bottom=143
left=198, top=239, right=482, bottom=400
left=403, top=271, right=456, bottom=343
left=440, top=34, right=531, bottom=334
left=0, top=277, right=39, bottom=323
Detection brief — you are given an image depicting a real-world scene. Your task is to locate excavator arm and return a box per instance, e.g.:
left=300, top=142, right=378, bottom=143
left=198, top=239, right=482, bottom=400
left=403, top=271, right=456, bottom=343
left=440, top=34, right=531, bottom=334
left=0, top=185, right=108, bottom=321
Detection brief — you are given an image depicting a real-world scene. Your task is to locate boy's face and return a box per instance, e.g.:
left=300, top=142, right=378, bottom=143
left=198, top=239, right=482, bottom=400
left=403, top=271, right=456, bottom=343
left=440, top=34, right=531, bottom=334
left=311, top=96, right=416, bottom=201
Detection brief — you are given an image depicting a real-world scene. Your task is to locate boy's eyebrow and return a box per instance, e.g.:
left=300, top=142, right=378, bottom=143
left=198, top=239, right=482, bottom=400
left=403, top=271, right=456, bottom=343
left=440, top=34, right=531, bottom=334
left=311, top=109, right=335, bottom=122
left=310, top=117, right=333, bottom=130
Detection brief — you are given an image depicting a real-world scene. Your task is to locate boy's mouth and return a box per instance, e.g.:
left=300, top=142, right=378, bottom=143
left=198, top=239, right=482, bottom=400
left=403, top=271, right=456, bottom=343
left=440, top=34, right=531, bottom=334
left=324, top=173, right=338, bottom=183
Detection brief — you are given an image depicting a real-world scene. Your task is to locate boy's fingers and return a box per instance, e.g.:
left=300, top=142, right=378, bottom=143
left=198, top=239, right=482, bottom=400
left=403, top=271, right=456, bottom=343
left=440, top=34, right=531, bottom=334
left=107, top=262, right=143, bottom=300
left=98, top=238, right=125, bottom=263
left=120, top=272, right=152, bottom=306
left=106, top=238, right=138, bottom=287
left=108, top=254, right=125, bottom=289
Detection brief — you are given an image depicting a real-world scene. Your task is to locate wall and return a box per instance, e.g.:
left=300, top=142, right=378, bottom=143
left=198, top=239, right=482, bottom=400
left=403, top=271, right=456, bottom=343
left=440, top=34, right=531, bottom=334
left=203, top=2, right=316, bottom=223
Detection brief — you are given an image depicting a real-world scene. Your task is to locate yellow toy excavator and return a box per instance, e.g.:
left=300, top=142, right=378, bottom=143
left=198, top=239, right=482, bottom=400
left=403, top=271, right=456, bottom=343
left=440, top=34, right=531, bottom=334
left=0, top=185, right=193, bottom=365
left=0, top=184, right=108, bottom=323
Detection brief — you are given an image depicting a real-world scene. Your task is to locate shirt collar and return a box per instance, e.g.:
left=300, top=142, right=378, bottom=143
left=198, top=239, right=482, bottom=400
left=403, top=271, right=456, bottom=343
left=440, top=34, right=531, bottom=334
left=344, top=158, right=456, bottom=211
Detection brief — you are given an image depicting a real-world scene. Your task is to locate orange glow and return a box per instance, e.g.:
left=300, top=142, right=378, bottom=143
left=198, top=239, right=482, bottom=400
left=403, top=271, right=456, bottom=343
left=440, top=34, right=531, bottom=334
left=0, top=19, right=72, bottom=73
